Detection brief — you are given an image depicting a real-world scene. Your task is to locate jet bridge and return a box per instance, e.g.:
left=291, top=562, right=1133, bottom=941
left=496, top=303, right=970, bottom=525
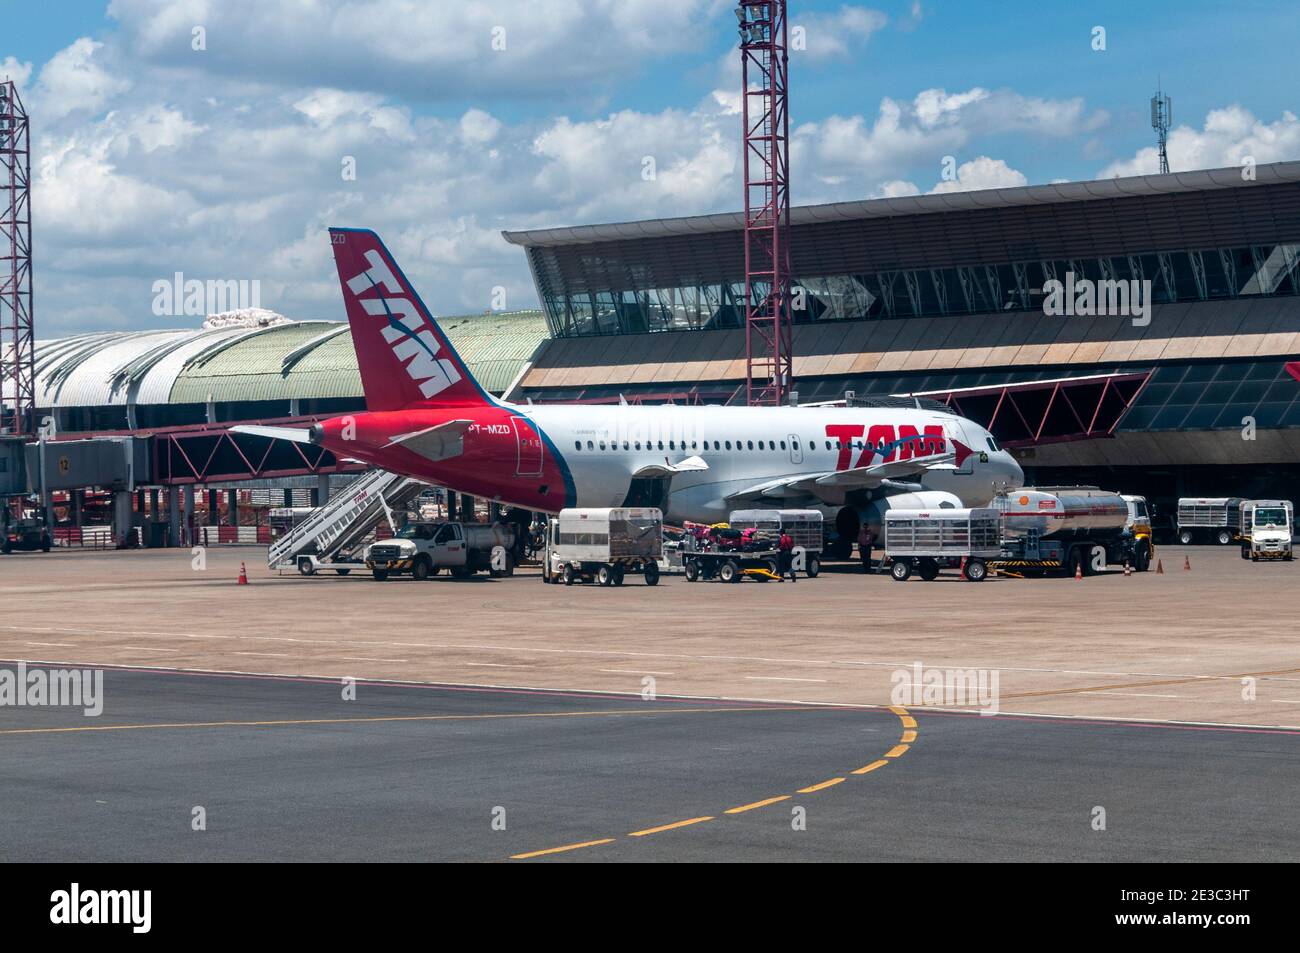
left=268, top=468, right=427, bottom=574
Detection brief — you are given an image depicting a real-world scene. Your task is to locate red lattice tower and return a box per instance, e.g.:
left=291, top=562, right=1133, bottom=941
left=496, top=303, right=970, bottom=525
left=0, top=79, right=33, bottom=436
left=738, top=0, right=793, bottom=406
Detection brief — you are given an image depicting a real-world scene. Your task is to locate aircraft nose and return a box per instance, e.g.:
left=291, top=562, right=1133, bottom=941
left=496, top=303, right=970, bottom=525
left=1002, top=451, right=1024, bottom=488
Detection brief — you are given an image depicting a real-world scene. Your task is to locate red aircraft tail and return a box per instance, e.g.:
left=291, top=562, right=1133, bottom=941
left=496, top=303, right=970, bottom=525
left=329, top=227, right=491, bottom=410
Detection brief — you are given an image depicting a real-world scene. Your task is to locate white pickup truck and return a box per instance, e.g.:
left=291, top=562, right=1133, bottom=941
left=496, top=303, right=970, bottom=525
left=364, top=521, right=516, bottom=580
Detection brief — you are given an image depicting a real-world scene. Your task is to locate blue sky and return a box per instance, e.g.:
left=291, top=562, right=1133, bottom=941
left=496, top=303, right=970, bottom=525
left=2, top=0, right=1297, bottom=331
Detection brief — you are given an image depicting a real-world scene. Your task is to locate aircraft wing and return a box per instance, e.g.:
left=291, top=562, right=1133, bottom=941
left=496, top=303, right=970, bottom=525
left=812, top=451, right=956, bottom=487
left=383, top=419, right=473, bottom=462
left=230, top=424, right=314, bottom=444
left=632, top=455, right=709, bottom=479
left=724, top=452, right=957, bottom=503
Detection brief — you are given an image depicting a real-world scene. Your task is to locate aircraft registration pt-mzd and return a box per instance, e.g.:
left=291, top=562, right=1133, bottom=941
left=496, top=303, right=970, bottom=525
left=234, top=228, right=1024, bottom=543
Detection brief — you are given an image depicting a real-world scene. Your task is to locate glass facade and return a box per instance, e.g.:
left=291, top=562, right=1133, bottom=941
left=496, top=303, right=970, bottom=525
left=524, top=360, right=1300, bottom=433
left=540, top=242, right=1300, bottom=338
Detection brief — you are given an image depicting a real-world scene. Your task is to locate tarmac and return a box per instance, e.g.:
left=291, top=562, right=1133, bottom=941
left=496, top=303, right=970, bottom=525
left=0, top=544, right=1296, bottom=861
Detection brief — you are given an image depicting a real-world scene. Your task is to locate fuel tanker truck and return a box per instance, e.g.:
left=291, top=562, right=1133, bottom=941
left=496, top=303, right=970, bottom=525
left=993, top=487, right=1153, bottom=575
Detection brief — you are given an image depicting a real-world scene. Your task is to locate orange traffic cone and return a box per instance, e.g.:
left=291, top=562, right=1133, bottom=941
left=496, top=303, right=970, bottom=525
left=1183, top=555, right=1191, bottom=571
left=1124, top=561, right=1132, bottom=577
left=238, top=562, right=249, bottom=585
left=1156, top=559, right=1164, bottom=574
left=1074, top=561, right=1083, bottom=580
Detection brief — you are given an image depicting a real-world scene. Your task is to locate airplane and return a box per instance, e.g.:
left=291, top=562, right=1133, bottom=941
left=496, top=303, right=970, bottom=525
left=234, top=228, right=1023, bottom=545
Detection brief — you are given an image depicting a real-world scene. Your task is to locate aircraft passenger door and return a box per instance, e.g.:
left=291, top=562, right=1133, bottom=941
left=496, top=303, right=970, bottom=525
left=788, top=434, right=803, bottom=465
left=512, top=416, right=544, bottom=477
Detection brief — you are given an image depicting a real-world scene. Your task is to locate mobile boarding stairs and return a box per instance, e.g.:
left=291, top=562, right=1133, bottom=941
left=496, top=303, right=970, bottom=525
left=267, top=468, right=427, bottom=575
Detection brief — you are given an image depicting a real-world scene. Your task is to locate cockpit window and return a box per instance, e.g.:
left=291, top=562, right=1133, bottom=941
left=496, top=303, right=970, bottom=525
left=986, top=436, right=1000, bottom=452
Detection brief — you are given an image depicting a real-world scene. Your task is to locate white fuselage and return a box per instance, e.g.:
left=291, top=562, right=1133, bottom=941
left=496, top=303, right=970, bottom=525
left=515, top=403, right=1023, bottom=524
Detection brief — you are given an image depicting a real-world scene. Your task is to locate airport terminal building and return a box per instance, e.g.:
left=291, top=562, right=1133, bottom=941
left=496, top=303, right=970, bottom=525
left=7, top=162, right=1299, bottom=531
left=503, top=161, right=1300, bottom=507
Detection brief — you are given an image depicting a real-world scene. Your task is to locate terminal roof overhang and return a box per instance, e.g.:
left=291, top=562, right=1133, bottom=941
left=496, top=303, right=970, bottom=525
left=501, top=161, right=1300, bottom=248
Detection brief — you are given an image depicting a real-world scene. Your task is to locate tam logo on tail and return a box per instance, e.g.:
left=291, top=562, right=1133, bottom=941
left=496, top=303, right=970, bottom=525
left=330, top=228, right=484, bottom=410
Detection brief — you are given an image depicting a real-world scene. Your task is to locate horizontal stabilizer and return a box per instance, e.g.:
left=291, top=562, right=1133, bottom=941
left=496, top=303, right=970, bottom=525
left=383, top=419, right=473, bottom=462
left=230, top=424, right=314, bottom=444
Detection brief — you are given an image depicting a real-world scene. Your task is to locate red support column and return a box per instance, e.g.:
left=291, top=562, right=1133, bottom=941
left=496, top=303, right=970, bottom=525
left=738, top=1, right=793, bottom=406
left=0, top=80, right=33, bottom=436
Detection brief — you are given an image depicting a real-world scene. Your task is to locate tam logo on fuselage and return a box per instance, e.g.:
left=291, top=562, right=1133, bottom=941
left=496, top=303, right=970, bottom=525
left=345, top=249, right=462, bottom=400
left=825, top=423, right=946, bottom=470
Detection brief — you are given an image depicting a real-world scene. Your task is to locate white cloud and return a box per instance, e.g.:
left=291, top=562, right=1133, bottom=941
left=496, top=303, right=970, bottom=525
left=929, top=156, right=1028, bottom=193
left=459, top=109, right=503, bottom=146
left=795, top=6, right=889, bottom=61
left=1, top=56, right=34, bottom=88
left=106, top=0, right=719, bottom=100
left=1099, top=105, right=1300, bottom=177
left=35, top=38, right=131, bottom=120
left=792, top=86, right=1099, bottom=200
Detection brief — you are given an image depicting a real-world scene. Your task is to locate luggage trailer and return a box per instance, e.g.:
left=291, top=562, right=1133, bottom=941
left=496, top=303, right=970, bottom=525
left=883, top=508, right=1001, bottom=582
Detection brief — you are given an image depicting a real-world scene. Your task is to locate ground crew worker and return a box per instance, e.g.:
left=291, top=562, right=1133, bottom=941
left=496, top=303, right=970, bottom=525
left=858, top=523, right=875, bottom=573
left=778, top=531, right=796, bottom=582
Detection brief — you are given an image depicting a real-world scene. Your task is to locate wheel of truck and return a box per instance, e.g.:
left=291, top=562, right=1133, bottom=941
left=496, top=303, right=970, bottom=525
left=298, top=558, right=315, bottom=577
left=1178, top=529, right=1193, bottom=545
left=597, top=564, right=614, bottom=586
left=684, top=560, right=700, bottom=582
left=1217, top=529, right=1233, bottom=545
left=806, top=555, right=821, bottom=578
left=963, top=558, right=988, bottom=582
left=918, top=558, right=940, bottom=581
left=562, top=565, right=575, bottom=586
left=890, top=560, right=911, bottom=582
left=719, top=560, right=740, bottom=583
left=372, top=568, right=389, bottom=581
left=612, top=565, right=625, bottom=586
left=412, top=557, right=430, bottom=581
left=644, top=561, right=660, bottom=586
left=1241, top=546, right=1250, bottom=561
left=1133, top=541, right=1151, bottom=573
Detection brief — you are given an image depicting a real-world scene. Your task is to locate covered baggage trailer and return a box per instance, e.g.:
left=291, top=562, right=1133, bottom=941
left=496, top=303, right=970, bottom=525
left=542, top=507, right=663, bottom=586
left=884, top=508, right=1001, bottom=582
left=1176, top=497, right=1244, bottom=545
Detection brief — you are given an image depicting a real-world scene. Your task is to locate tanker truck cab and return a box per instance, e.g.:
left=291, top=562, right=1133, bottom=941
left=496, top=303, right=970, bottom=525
left=364, top=521, right=516, bottom=580
left=1239, top=500, right=1294, bottom=562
